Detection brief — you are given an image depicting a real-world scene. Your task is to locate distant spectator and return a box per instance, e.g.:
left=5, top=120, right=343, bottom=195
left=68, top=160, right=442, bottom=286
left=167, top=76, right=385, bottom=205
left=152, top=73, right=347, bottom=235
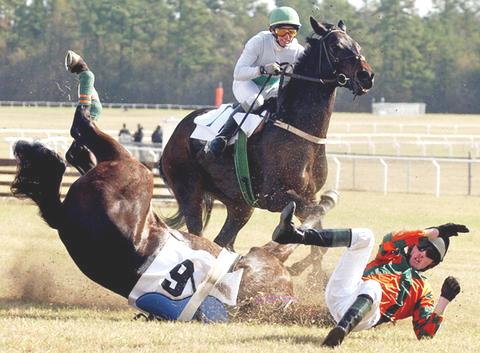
left=151, top=125, right=163, bottom=146
left=118, top=123, right=132, bottom=143
left=133, top=124, right=144, bottom=143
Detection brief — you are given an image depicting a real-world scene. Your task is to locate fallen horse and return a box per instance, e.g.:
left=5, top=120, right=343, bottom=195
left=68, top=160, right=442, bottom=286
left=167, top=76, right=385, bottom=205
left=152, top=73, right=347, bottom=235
left=11, top=107, right=302, bottom=322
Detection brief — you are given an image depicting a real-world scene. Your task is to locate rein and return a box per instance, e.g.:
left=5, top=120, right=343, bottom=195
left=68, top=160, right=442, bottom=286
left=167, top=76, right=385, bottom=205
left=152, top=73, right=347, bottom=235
left=272, top=29, right=362, bottom=144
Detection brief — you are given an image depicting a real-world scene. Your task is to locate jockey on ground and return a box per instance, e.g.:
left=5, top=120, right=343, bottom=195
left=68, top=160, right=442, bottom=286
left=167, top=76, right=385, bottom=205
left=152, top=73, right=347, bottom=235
left=203, top=6, right=305, bottom=160
left=273, top=202, right=469, bottom=348
left=64, top=50, right=103, bottom=174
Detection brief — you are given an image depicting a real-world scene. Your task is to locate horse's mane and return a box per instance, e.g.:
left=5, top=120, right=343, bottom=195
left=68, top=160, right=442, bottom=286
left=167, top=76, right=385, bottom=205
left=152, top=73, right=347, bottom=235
left=293, top=22, right=337, bottom=77
left=277, top=23, right=338, bottom=120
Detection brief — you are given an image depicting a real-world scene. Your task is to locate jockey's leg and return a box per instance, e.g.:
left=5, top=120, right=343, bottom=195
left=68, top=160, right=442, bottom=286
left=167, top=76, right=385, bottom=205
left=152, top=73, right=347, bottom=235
left=322, top=230, right=382, bottom=347
left=322, top=294, right=373, bottom=347
left=273, top=201, right=350, bottom=246
left=66, top=140, right=97, bottom=175
left=203, top=104, right=244, bottom=159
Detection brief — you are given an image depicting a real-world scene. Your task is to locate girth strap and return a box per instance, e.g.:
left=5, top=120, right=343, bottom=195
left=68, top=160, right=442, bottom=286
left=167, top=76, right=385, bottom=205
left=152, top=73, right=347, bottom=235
left=234, top=130, right=259, bottom=207
left=178, top=248, right=240, bottom=321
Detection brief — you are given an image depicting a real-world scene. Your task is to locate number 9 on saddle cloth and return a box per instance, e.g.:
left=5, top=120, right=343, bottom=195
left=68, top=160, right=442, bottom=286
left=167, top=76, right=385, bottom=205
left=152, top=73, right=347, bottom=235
left=128, top=232, right=243, bottom=323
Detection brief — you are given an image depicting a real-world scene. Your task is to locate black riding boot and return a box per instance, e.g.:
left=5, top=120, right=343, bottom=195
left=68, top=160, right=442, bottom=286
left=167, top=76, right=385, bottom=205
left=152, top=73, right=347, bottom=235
left=204, top=105, right=244, bottom=160
left=272, top=201, right=352, bottom=246
left=322, top=294, right=373, bottom=348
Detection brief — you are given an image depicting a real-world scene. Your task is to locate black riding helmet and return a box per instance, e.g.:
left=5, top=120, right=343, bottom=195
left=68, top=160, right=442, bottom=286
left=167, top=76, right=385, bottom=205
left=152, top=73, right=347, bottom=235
left=414, top=236, right=450, bottom=271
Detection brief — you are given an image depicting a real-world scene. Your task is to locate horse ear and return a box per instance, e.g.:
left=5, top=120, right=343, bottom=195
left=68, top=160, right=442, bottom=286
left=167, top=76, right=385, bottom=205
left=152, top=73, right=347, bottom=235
left=338, top=20, right=347, bottom=32
left=310, top=17, right=328, bottom=36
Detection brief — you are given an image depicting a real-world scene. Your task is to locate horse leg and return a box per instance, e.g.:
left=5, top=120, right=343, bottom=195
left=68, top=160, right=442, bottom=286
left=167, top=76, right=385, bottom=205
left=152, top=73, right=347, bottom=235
left=300, top=190, right=339, bottom=228
left=178, top=188, right=206, bottom=236
left=65, top=141, right=97, bottom=175
left=70, top=106, right=129, bottom=162
left=213, top=204, right=253, bottom=251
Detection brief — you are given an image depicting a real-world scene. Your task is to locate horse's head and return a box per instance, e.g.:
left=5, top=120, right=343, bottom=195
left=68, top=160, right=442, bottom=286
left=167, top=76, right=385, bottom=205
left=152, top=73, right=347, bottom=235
left=307, top=17, right=374, bottom=96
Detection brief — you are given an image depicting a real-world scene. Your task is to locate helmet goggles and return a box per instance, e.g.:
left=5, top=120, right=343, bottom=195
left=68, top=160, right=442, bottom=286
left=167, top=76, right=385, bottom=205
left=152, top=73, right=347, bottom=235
left=274, top=27, right=298, bottom=38
left=417, top=243, right=441, bottom=264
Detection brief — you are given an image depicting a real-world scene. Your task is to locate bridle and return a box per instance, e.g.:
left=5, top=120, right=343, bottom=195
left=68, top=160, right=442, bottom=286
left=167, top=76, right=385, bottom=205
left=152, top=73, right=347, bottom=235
left=280, top=29, right=365, bottom=88
left=237, top=29, right=367, bottom=145
left=268, top=29, right=366, bottom=144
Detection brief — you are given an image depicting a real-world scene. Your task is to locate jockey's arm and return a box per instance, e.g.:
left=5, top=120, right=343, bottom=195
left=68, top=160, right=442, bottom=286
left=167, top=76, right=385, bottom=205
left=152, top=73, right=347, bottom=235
left=423, top=227, right=440, bottom=240
left=233, top=35, right=264, bottom=81
left=411, top=284, right=444, bottom=339
left=379, top=230, right=427, bottom=253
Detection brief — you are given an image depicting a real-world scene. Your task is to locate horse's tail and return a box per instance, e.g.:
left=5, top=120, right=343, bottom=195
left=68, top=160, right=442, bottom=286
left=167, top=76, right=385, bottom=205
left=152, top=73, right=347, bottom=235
left=11, top=141, right=66, bottom=230
left=161, top=193, right=214, bottom=232
left=158, top=154, right=214, bottom=232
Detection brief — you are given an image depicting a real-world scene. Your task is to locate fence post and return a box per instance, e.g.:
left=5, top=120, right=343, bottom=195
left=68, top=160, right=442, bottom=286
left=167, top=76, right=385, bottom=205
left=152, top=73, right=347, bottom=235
left=333, top=157, right=341, bottom=190
left=380, top=158, right=388, bottom=195
left=406, top=160, right=411, bottom=193
left=468, top=152, right=472, bottom=196
left=352, top=158, right=356, bottom=190
left=432, top=159, right=440, bottom=197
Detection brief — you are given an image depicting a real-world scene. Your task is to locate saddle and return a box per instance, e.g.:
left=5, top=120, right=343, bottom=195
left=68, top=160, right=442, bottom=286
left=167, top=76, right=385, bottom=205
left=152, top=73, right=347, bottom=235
left=191, top=99, right=279, bottom=208
left=190, top=99, right=277, bottom=145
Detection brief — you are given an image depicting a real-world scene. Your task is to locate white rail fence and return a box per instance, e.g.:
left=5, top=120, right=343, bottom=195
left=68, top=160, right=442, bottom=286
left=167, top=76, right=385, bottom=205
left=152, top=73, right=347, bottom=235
left=326, top=133, right=480, bottom=157
left=2, top=130, right=162, bottom=164
left=330, top=122, right=480, bottom=134
left=4, top=129, right=480, bottom=156
left=3, top=129, right=480, bottom=197
left=327, top=154, right=480, bottom=197
left=0, top=100, right=212, bottom=110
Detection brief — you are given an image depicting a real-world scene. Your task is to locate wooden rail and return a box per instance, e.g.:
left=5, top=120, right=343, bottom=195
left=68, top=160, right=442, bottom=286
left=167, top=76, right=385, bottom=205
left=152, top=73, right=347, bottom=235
left=0, top=158, right=175, bottom=201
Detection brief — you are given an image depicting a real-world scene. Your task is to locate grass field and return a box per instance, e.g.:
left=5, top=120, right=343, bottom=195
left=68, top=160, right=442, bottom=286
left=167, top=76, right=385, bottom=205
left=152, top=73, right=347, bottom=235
left=1, top=107, right=480, bottom=352
left=1, top=191, right=479, bottom=353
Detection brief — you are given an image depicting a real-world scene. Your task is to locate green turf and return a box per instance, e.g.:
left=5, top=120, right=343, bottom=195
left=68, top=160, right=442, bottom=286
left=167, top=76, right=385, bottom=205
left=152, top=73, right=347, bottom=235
left=0, top=191, right=479, bottom=353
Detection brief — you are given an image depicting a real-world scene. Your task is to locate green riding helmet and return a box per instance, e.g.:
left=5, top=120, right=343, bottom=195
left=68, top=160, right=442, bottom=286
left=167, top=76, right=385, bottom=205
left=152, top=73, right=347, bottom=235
left=269, top=6, right=301, bottom=28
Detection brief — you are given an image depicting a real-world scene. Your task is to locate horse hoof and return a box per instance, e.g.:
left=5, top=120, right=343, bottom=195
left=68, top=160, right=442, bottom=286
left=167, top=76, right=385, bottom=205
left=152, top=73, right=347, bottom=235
left=286, top=262, right=308, bottom=276
left=320, top=189, right=339, bottom=207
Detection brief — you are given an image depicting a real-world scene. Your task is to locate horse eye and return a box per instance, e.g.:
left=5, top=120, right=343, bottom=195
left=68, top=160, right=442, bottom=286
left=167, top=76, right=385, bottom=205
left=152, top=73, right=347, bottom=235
left=331, top=44, right=342, bottom=53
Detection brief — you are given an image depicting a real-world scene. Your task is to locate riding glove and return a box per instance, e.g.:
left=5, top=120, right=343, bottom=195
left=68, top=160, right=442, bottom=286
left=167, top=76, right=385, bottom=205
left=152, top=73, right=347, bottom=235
left=431, top=223, right=469, bottom=238
left=260, top=63, right=281, bottom=75
left=441, top=276, right=461, bottom=301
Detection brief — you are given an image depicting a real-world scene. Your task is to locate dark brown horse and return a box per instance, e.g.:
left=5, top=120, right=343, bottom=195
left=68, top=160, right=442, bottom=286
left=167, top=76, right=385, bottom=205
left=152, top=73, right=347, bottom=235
left=10, top=107, right=297, bottom=318
left=160, top=18, right=374, bottom=256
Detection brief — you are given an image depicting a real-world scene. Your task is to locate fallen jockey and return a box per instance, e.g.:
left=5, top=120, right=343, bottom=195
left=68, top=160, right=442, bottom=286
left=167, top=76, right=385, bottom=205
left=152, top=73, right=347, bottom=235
left=272, top=202, right=469, bottom=348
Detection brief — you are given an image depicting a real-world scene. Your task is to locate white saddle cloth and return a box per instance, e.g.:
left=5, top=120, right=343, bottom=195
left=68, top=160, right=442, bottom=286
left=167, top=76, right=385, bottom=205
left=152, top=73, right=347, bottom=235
left=190, top=104, right=264, bottom=144
left=128, top=232, right=243, bottom=308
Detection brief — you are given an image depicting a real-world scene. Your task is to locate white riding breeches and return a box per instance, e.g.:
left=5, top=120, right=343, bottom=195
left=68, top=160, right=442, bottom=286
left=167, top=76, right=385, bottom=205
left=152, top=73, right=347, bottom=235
left=325, top=228, right=382, bottom=331
left=232, top=80, right=279, bottom=111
